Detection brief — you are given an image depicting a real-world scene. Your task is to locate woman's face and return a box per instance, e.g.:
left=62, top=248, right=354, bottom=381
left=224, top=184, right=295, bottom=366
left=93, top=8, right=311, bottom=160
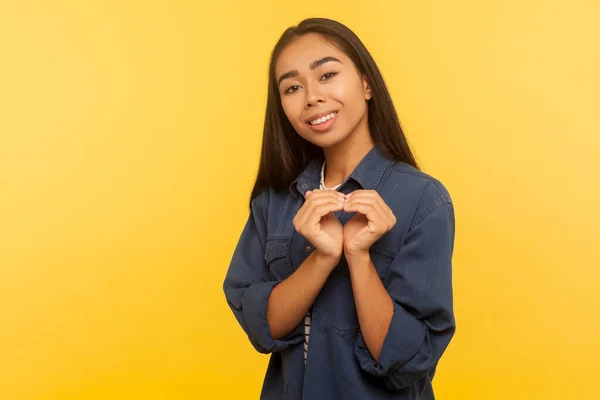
left=275, top=33, right=372, bottom=148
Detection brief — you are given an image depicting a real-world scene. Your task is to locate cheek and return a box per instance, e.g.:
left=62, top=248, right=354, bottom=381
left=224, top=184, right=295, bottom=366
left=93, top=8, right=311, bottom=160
left=329, top=78, right=363, bottom=109
left=281, top=99, right=306, bottom=131
left=281, top=99, right=296, bottom=121
left=340, top=81, right=365, bottom=108
left=329, top=82, right=349, bottom=99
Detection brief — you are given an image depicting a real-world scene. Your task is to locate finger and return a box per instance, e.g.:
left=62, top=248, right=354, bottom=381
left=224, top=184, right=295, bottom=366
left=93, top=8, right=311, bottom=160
left=346, top=190, right=380, bottom=204
left=306, top=191, right=344, bottom=210
left=305, top=200, right=345, bottom=230
left=295, top=190, right=344, bottom=229
left=344, top=200, right=385, bottom=225
left=349, top=196, right=387, bottom=218
left=344, top=199, right=389, bottom=233
left=346, top=191, right=394, bottom=223
left=344, top=197, right=386, bottom=222
left=299, top=192, right=344, bottom=219
left=345, top=203, right=385, bottom=232
left=296, top=197, right=344, bottom=230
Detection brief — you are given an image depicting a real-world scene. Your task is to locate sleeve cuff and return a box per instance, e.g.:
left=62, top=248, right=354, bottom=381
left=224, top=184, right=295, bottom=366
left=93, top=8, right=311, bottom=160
left=355, top=301, right=427, bottom=376
left=242, top=281, right=303, bottom=353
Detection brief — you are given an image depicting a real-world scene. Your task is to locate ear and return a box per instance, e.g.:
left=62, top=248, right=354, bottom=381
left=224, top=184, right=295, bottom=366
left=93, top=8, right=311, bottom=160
left=362, top=76, right=372, bottom=100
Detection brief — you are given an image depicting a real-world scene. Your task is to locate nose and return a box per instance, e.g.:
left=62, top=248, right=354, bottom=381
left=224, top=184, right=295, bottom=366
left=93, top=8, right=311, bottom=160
left=304, top=82, right=325, bottom=108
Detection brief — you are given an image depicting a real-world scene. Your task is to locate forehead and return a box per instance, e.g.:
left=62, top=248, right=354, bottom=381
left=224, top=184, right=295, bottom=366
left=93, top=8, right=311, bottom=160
left=275, top=33, right=348, bottom=75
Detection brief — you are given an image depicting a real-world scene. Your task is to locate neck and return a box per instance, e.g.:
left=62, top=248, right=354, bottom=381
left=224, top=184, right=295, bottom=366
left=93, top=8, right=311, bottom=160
left=322, top=120, right=374, bottom=188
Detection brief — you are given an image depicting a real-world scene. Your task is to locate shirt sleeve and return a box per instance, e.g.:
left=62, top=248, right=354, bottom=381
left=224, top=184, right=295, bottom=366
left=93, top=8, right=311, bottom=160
left=354, top=190, right=456, bottom=391
left=223, top=191, right=304, bottom=354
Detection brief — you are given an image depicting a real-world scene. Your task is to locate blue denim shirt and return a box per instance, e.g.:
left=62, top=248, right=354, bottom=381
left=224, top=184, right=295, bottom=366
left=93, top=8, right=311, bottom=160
left=223, top=146, right=455, bottom=399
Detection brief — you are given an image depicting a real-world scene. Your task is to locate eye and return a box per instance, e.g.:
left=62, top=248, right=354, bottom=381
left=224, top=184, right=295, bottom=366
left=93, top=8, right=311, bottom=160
left=321, top=71, right=338, bottom=80
left=284, top=85, right=300, bottom=94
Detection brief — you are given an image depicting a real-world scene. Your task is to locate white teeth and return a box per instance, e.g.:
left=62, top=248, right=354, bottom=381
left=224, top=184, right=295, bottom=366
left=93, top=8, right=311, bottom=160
left=310, top=112, right=336, bottom=125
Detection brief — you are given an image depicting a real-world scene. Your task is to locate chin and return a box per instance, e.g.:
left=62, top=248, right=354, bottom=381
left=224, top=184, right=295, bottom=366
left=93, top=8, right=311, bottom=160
left=313, top=133, right=350, bottom=149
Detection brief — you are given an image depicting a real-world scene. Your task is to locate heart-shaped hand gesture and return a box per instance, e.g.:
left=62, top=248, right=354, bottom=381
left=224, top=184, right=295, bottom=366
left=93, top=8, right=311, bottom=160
left=342, top=190, right=397, bottom=256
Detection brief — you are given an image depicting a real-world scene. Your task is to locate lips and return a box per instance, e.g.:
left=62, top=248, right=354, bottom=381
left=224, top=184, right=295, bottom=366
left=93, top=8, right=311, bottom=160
left=307, top=112, right=338, bottom=132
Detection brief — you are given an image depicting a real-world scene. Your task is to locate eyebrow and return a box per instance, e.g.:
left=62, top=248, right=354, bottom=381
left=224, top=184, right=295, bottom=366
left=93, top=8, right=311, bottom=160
left=277, top=56, right=342, bottom=87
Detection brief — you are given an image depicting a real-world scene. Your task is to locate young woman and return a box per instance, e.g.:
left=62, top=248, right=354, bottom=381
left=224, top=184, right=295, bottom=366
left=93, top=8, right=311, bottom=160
left=223, top=18, right=455, bottom=400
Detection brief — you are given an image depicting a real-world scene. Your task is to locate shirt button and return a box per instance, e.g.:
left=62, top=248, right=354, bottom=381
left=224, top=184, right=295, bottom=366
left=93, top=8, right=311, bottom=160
left=305, top=245, right=313, bottom=252
left=301, top=183, right=308, bottom=189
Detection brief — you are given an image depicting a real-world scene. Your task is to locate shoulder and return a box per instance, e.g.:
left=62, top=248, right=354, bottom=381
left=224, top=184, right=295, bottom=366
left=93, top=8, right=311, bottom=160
left=387, top=161, right=451, bottom=203
left=250, top=185, right=295, bottom=219
left=382, top=161, right=453, bottom=229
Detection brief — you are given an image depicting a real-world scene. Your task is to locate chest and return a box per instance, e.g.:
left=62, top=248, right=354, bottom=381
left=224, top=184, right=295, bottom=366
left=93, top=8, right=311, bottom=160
left=263, top=188, right=407, bottom=283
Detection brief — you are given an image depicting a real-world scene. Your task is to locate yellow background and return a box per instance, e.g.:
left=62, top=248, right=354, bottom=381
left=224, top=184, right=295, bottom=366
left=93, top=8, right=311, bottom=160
left=1, top=1, right=599, bottom=399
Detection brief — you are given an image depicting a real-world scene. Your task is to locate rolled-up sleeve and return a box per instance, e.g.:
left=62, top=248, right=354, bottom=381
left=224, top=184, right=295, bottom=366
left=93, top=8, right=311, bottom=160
left=223, top=192, right=303, bottom=354
left=355, top=193, right=456, bottom=391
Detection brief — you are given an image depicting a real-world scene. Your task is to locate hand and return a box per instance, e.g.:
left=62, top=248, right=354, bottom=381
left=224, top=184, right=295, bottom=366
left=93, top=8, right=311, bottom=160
left=342, top=190, right=397, bottom=257
left=293, top=189, right=345, bottom=261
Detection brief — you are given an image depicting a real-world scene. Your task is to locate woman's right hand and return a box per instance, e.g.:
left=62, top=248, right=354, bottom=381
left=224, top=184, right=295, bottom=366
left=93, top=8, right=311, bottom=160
left=292, top=189, right=345, bottom=261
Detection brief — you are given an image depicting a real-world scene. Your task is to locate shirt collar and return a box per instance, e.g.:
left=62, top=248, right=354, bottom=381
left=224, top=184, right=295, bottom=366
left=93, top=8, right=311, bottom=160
left=289, top=145, right=393, bottom=198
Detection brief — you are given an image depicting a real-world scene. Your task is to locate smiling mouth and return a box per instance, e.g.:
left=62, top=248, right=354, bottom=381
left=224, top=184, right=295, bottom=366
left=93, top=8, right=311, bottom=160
left=308, top=112, right=337, bottom=126
left=306, top=112, right=338, bottom=132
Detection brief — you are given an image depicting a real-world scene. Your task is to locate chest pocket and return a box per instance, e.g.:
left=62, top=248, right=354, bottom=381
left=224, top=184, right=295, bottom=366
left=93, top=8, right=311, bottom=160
left=265, top=237, right=294, bottom=281
left=337, top=244, right=395, bottom=279
left=368, top=244, right=396, bottom=279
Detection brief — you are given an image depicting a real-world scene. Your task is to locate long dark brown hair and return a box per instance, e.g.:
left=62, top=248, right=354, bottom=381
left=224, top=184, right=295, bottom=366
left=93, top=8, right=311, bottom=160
left=249, top=17, right=419, bottom=210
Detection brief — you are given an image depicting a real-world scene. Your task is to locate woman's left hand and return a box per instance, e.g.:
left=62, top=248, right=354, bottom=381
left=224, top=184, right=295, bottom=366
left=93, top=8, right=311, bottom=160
left=342, top=190, right=397, bottom=257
